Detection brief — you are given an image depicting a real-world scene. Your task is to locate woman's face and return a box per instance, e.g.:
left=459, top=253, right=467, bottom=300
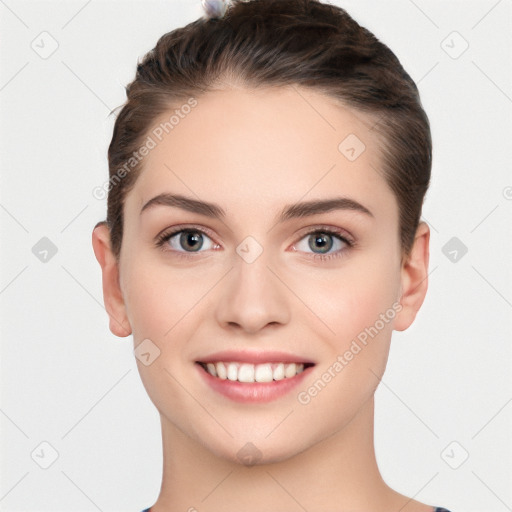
left=117, top=86, right=410, bottom=463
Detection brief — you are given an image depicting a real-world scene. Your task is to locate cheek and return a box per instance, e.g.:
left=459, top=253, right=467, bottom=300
left=301, top=251, right=401, bottom=408
left=122, top=255, right=208, bottom=419
left=295, top=262, right=399, bottom=429
left=308, top=252, right=401, bottom=342
left=122, top=252, right=211, bottom=340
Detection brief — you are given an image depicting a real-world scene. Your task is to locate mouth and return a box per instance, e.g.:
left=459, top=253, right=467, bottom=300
left=194, top=350, right=316, bottom=402
left=197, top=360, right=316, bottom=383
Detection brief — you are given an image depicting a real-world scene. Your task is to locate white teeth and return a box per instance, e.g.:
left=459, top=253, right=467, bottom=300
left=273, top=363, right=285, bottom=380
left=238, top=363, right=255, bottom=383
left=206, top=363, right=217, bottom=377
left=255, top=363, right=273, bottom=382
left=203, top=361, right=306, bottom=382
left=227, top=362, right=238, bottom=381
left=216, top=362, right=227, bottom=380
left=284, top=363, right=297, bottom=378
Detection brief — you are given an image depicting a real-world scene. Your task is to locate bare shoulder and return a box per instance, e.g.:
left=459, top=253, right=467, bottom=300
left=385, top=490, right=437, bottom=512
left=400, top=500, right=436, bottom=512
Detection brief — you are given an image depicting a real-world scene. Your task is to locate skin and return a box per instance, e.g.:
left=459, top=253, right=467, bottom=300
left=92, top=85, right=432, bottom=512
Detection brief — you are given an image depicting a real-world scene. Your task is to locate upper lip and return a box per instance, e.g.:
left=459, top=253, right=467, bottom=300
left=196, top=350, right=315, bottom=365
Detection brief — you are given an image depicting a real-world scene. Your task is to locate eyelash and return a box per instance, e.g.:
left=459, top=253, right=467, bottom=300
left=155, top=224, right=355, bottom=262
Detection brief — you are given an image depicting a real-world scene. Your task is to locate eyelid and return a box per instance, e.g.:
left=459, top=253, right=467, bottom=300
left=154, top=224, right=220, bottom=256
left=155, top=223, right=217, bottom=242
left=296, top=224, right=355, bottom=245
left=155, top=224, right=354, bottom=244
left=154, top=223, right=356, bottom=257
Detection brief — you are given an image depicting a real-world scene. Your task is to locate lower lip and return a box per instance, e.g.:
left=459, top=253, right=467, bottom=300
left=196, top=363, right=313, bottom=403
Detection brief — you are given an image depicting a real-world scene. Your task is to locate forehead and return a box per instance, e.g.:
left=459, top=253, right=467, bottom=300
left=125, top=86, right=396, bottom=223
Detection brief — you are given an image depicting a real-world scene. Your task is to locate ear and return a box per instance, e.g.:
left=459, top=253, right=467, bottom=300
left=393, top=221, right=430, bottom=332
left=91, top=222, right=132, bottom=338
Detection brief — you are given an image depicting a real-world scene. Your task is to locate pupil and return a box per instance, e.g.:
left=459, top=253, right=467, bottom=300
left=181, top=231, right=203, bottom=251
left=309, top=233, right=332, bottom=254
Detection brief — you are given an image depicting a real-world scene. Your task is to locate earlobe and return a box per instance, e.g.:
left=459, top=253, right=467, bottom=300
left=91, top=222, right=132, bottom=338
left=393, top=222, right=430, bottom=332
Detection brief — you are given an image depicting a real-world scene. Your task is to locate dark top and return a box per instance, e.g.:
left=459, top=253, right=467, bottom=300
left=141, top=507, right=452, bottom=511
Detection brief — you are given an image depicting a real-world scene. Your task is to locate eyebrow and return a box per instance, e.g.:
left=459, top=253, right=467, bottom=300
left=140, top=193, right=374, bottom=223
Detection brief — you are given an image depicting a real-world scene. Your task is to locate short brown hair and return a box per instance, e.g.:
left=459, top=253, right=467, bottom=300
left=105, top=0, right=432, bottom=261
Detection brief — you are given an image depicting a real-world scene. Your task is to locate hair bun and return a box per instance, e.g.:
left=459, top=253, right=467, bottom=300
left=202, top=0, right=229, bottom=19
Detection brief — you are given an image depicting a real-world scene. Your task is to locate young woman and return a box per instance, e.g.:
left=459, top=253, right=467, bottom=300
left=92, top=1, right=452, bottom=510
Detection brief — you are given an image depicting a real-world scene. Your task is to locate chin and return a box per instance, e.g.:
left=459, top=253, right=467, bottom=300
left=204, top=433, right=313, bottom=467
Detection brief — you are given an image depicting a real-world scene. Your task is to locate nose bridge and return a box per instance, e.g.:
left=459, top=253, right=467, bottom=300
left=214, top=241, right=291, bottom=333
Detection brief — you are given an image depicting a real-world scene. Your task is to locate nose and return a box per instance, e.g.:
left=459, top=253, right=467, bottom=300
left=214, top=252, right=291, bottom=335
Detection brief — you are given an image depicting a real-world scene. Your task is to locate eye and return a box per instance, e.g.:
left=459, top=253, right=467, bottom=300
left=155, top=226, right=218, bottom=256
left=155, top=224, right=355, bottom=262
left=292, top=227, right=354, bottom=261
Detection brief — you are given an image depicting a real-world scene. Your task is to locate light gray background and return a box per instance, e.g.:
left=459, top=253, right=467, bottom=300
left=1, top=0, right=511, bottom=511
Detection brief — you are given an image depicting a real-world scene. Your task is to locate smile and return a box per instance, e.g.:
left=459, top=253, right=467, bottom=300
left=198, top=361, right=314, bottom=383
left=195, top=359, right=315, bottom=403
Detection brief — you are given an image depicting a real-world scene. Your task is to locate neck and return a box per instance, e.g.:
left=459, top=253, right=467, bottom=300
left=149, top=396, right=407, bottom=512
